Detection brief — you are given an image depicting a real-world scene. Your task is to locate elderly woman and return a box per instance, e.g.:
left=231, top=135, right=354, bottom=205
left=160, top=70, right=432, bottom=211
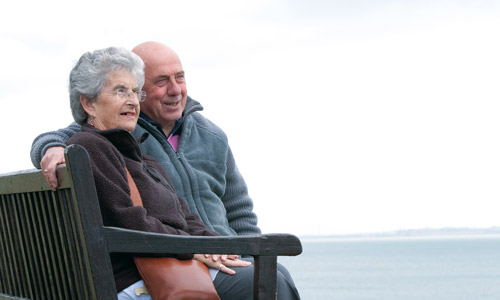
left=65, top=47, right=300, bottom=300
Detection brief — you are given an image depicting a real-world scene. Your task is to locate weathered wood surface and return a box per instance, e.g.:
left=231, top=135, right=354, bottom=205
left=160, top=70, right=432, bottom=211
left=0, top=144, right=302, bottom=300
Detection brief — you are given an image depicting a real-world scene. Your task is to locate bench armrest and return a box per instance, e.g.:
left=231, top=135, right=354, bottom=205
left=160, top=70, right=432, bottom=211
left=104, top=227, right=302, bottom=256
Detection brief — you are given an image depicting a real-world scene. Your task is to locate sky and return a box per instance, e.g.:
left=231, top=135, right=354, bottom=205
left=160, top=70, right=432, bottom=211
left=1, top=0, right=500, bottom=236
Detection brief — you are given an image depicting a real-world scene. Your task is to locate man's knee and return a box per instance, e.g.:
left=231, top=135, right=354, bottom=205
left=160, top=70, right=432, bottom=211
left=277, top=270, right=301, bottom=300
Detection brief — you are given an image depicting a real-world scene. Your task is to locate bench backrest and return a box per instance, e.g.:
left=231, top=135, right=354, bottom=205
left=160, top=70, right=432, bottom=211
left=0, top=145, right=117, bottom=300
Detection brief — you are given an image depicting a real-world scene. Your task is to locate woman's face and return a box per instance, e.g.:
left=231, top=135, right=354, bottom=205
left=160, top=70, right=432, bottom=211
left=83, top=70, right=140, bottom=131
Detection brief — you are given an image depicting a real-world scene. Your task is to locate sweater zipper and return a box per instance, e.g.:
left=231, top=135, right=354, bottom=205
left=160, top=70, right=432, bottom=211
left=143, top=163, right=174, bottom=193
left=175, top=151, right=196, bottom=202
left=143, top=164, right=182, bottom=215
left=142, top=110, right=196, bottom=197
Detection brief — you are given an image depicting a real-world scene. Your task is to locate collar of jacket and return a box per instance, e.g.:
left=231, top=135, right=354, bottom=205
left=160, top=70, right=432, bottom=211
left=139, top=95, right=203, bottom=138
left=80, top=123, right=149, bottom=161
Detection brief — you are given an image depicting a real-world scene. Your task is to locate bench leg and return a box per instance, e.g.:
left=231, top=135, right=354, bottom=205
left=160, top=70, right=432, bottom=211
left=253, top=256, right=277, bottom=300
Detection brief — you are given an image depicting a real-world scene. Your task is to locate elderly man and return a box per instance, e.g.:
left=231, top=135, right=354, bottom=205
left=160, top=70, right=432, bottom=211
left=30, top=41, right=260, bottom=237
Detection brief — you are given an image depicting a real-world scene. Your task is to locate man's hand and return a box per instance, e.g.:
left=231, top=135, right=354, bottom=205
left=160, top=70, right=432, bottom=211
left=194, top=254, right=251, bottom=275
left=40, top=146, right=65, bottom=190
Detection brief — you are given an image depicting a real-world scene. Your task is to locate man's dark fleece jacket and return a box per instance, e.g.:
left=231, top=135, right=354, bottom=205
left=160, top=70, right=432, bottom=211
left=67, top=124, right=219, bottom=292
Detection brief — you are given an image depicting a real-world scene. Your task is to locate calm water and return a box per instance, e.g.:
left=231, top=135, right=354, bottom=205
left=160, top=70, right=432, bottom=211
left=278, top=236, right=500, bottom=300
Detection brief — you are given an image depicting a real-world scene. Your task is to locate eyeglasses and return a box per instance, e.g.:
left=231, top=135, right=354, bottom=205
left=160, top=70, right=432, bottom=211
left=102, top=88, right=147, bottom=102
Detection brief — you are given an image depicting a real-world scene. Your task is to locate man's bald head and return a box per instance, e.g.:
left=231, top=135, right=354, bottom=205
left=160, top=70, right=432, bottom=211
left=132, top=41, right=187, bottom=135
left=132, top=41, right=182, bottom=70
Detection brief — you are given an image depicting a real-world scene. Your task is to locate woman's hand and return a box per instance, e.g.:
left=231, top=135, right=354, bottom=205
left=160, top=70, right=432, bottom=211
left=204, top=254, right=240, bottom=262
left=194, top=254, right=251, bottom=275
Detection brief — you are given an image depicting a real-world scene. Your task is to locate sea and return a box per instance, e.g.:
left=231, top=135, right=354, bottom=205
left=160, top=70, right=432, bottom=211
left=278, top=235, right=500, bottom=300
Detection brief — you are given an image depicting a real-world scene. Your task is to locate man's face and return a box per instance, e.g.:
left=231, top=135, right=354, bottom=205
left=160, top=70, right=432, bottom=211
left=140, top=52, right=187, bottom=132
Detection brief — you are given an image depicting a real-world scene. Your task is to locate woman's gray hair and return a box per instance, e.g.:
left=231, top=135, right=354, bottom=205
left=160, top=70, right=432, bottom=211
left=69, top=47, right=145, bottom=124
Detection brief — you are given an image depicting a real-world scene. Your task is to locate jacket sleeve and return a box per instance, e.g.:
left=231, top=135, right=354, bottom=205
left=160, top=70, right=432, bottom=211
left=222, top=147, right=261, bottom=235
left=30, top=122, right=81, bottom=168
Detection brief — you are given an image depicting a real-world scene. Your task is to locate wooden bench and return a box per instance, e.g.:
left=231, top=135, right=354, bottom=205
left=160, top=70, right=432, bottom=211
left=0, top=144, right=302, bottom=300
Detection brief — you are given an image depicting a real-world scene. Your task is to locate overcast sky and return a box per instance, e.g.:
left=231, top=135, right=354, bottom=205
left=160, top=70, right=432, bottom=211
left=1, top=0, right=500, bottom=236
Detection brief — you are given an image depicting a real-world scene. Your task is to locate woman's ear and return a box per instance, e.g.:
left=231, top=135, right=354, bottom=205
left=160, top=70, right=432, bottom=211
left=80, top=95, right=95, bottom=117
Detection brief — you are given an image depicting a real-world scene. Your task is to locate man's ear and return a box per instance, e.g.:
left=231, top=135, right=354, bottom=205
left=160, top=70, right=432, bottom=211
left=80, top=95, right=95, bottom=117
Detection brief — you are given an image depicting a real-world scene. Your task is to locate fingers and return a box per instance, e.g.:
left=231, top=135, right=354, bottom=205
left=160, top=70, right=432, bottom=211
left=194, top=254, right=250, bottom=275
left=40, top=147, right=65, bottom=190
left=203, top=254, right=219, bottom=261
left=205, top=254, right=232, bottom=262
left=222, top=258, right=252, bottom=268
left=217, top=259, right=251, bottom=275
left=212, top=254, right=230, bottom=262
left=42, top=168, right=58, bottom=191
left=218, top=263, right=235, bottom=275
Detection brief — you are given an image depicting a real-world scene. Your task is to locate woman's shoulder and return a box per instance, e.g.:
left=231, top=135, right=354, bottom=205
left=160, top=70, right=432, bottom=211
left=67, top=130, right=109, bottom=147
left=68, top=130, right=125, bottom=168
left=67, top=130, right=119, bottom=157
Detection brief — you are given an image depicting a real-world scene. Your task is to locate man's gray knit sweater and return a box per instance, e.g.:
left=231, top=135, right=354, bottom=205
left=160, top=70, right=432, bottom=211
left=30, top=97, right=260, bottom=236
